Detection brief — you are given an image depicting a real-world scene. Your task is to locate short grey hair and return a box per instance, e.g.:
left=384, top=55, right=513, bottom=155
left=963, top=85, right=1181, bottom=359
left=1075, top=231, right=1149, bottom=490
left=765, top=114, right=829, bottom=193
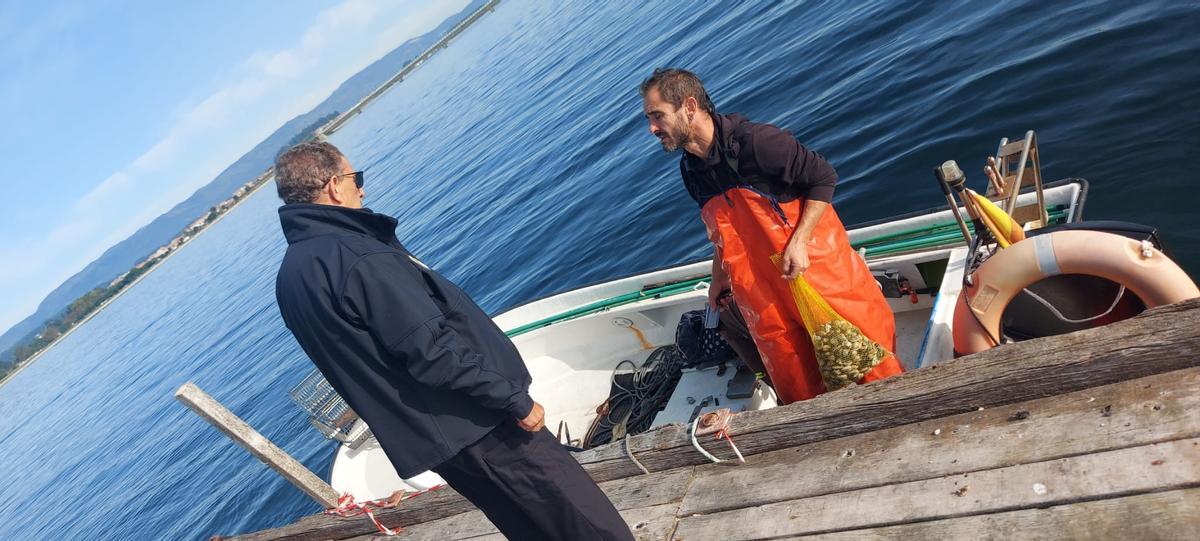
left=275, top=141, right=344, bottom=204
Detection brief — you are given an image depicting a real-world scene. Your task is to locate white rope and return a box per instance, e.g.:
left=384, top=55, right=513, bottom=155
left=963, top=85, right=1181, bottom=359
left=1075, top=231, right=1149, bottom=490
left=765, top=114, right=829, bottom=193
left=1140, top=240, right=1155, bottom=259
left=624, top=434, right=649, bottom=475
left=689, top=417, right=723, bottom=464
left=721, top=430, right=746, bottom=463
left=1021, top=285, right=1127, bottom=324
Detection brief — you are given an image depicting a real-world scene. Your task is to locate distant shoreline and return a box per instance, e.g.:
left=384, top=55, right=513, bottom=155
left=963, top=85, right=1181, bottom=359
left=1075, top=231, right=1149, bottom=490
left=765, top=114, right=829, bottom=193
left=0, top=178, right=269, bottom=387
left=0, top=0, right=503, bottom=389
left=320, top=0, right=501, bottom=136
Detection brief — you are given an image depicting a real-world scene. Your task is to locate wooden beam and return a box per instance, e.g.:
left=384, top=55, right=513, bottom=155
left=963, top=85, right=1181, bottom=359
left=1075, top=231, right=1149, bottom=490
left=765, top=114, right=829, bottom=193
left=231, top=461, right=696, bottom=541
left=999, top=139, right=1028, bottom=156
left=671, top=437, right=1200, bottom=540
left=792, top=488, right=1200, bottom=540
left=680, top=366, right=1200, bottom=515
left=174, top=382, right=338, bottom=508
left=233, top=488, right=475, bottom=541
left=573, top=299, right=1200, bottom=482
left=619, top=503, right=684, bottom=541
left=363, top=509, right=491, bottom=541
left=377, top=501, right=684, bottom=541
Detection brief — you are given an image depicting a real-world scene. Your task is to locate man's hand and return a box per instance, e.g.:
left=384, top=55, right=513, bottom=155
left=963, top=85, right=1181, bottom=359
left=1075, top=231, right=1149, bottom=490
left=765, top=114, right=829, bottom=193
left=779, top=241, right=810, bottom=281
left=517, top=401, right=545, bottom=432
left=709, top=254, right=731, bottom=310
left=780, top=199, right=827, bottom=281
left=708, top=282, right=731, bottom=311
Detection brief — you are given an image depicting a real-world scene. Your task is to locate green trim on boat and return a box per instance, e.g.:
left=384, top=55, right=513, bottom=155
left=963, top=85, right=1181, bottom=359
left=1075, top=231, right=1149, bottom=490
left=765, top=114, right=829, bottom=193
left=860, top=209, right=1066, bottom=257
left=855, top=206, right=1068, bottom=249
left=504, top=205, right=1068, bottom=338
left=505, top=277, right=708, bottom=337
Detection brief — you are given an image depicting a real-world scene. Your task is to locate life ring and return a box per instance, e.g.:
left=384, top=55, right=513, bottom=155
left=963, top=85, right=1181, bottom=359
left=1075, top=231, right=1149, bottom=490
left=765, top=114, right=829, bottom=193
left=953, top=230, right=1199, bottom=355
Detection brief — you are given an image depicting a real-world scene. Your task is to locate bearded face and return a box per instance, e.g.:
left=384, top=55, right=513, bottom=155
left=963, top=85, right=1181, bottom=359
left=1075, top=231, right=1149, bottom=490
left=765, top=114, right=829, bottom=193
left=654, top=110, right=692, bottom=152
left=643, top=87, right=693, bottom=153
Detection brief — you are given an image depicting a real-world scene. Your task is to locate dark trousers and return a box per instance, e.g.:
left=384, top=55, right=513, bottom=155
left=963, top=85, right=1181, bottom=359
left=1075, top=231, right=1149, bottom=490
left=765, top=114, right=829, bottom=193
left=718, top=295, right=769, bottom=379
left=432, top=423, right=635, bottom=541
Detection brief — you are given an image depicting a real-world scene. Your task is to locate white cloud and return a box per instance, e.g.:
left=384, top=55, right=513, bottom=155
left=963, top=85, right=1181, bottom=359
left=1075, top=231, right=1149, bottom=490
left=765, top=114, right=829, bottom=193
left=250, top=50, right=305, bottom=79
left=75, top=172, right=132, bottom=209
left=301, top=0, right=380, bottom=50
left=0, top=0, right=473, bottom=333
left=368, top=2, right=465, bottom=61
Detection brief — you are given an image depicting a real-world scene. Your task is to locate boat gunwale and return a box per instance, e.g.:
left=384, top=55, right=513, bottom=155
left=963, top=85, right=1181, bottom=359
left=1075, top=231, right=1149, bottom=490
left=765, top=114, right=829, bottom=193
left=493, top=179, right=1088, bottom=333
left=492, top=178, right=1088, bottom=319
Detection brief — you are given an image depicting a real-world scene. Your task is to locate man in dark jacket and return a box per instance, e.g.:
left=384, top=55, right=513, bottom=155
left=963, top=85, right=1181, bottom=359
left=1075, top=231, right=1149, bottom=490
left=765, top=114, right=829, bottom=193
left=273, top=141, right=632, bottom=540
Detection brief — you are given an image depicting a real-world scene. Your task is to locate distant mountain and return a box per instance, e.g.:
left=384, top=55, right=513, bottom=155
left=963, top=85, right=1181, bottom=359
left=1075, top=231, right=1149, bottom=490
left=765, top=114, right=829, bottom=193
left=0, top=0, right=491, bottom=363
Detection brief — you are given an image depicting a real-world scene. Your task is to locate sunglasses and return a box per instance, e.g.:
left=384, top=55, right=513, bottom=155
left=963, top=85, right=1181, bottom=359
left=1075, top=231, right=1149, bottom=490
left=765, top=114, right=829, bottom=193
left=334, top=170, right=364, bottom=189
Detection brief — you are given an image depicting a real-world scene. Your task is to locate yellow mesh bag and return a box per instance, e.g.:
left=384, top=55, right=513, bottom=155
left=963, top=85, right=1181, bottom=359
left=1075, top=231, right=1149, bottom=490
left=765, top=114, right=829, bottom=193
left=772, top=254, right=887, bottom=391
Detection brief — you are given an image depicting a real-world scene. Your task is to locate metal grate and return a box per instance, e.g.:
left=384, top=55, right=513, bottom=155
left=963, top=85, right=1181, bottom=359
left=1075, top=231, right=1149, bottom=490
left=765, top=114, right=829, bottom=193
left=288, top=369, right=374, bottom=449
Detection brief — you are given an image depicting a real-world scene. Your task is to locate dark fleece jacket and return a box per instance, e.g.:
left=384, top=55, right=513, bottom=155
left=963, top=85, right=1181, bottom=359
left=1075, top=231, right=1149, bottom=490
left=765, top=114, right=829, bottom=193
left=275, top=203, right=533, bottom=477
left=681, top=113, right=837, bottom=207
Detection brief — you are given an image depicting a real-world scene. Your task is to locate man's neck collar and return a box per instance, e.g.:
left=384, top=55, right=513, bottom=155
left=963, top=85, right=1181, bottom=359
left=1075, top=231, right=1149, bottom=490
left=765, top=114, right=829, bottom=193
left=278, top=203, right=397, bottom=245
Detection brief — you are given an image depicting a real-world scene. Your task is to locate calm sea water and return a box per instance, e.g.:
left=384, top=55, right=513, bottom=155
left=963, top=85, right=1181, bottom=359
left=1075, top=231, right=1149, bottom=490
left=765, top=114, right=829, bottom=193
left=1, top=1, right=1197, bottom=539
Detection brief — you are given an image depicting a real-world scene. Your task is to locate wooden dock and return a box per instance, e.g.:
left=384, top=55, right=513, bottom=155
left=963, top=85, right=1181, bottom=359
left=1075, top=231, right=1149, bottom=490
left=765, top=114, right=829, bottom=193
left=230, top=299, right=1200, bottom=540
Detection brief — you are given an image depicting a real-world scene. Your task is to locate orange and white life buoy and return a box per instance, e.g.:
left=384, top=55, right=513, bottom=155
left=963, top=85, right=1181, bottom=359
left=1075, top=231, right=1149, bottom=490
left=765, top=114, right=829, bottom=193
left=953, top=230, right=1199, bottom=355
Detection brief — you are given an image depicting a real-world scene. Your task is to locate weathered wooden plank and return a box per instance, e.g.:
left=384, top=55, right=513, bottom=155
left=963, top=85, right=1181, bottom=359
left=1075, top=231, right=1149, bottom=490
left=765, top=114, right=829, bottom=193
left=366, top=501, right=684, bottom=541
left=599, top=465, right=696, bottom=511
left=620, top=502, right=683, bottom=541
left=671, top=437, right=1200, bottom=540
left=791, top=487, right=1200, bottom=540
left=383, top=466, right=694, bottom=541
left=575, top=299, right=1200, bottom=482
left=175, top=382, right=339, bottom=508
left=438, top=503, right=683, bottom=541
left=380, top=509, right=491, bottom=541
left=680, top=366, right=1200, bottom=515
left=444, top=503, right=681, bottom=541
left=233, top=463, right=696, bottom=541
left=233, top=487, right=471, bottom=541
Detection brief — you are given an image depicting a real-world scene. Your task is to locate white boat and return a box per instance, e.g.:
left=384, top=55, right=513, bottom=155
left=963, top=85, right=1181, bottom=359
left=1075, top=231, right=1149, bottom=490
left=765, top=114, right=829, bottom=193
left=318, top=177, right=1093, bottom=502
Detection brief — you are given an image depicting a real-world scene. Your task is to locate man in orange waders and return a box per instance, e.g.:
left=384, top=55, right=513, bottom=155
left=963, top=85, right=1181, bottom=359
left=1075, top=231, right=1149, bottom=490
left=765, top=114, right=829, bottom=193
left=639, top=68, right=903, bottom=403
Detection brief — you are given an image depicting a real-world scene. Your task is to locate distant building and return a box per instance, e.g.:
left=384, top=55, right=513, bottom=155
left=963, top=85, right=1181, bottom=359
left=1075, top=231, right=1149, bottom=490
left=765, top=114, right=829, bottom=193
left=109, top=271, right=130, bottom=288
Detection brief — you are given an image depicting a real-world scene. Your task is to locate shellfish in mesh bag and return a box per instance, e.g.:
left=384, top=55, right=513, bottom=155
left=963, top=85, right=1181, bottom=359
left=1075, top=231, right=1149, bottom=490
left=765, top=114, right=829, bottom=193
left=811, top=319, right=886, bottom=390
left=771, top=254, right=889, bottom=391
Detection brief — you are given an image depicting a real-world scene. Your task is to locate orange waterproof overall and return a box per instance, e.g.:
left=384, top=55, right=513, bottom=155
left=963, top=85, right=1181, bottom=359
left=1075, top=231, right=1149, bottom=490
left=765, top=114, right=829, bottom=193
left=702, top=187, right=903, bottom=403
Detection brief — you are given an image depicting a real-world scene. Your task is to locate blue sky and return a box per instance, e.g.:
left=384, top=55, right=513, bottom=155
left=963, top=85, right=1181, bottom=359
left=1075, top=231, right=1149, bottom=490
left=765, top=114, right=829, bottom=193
left=0, top=0, right=469, bottom=333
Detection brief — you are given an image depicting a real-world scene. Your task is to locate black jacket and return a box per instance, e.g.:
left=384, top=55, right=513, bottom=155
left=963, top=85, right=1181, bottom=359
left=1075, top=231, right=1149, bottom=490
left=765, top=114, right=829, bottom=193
left=681, top=113, right=838, bottom=208
left=275, top=204, right=534, bottom=477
